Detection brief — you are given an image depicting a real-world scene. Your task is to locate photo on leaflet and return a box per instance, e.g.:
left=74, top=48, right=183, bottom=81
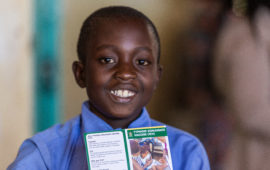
left=129, top=137, right=172, bottom=170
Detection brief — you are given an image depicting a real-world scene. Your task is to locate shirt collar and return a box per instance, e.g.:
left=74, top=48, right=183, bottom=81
left=81, top=101, right=152, bottom=133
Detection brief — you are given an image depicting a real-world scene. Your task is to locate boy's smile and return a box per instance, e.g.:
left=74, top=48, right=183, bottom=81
left=73, top=17, right=162, bottom=128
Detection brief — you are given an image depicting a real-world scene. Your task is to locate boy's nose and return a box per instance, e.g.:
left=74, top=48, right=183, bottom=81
left=114, top=63, right=137, bottom=81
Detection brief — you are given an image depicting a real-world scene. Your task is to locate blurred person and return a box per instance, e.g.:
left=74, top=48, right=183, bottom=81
left=213, top=0, right=270, bottom=169
left=178, top=0, right=233, bottom=169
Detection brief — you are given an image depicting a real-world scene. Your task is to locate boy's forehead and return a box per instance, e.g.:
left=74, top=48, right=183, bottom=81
left=77, top=7, right=161, bottom=64
left=88, top=17, right=159, bottom=56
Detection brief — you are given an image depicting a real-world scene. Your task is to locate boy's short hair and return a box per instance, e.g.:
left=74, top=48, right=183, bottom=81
left=77, top=6, right=161, bottom=64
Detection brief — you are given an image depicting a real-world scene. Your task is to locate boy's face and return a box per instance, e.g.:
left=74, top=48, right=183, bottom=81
left=73, top=17, right=162, bottom=121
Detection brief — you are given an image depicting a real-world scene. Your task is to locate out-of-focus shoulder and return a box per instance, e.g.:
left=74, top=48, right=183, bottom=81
left=31, top=116, right=81, bottom=143
left=151, top=119, right=201, bottom=143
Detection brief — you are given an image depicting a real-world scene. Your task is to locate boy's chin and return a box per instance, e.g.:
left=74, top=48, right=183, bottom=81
left=88, top=102, right=143, bottom=121
left=103, top=110, right=141, bottom=120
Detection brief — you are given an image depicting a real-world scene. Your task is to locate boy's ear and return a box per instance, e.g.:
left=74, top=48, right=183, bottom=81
left=154, top=64, right=163, bottom=90
left=157, top=65, right=163, bottom=81
left=72, top=61, right=86, bottom=88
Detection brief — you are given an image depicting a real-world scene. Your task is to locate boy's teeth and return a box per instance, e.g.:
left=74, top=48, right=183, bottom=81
left=110, top=90, right=135, bottom=98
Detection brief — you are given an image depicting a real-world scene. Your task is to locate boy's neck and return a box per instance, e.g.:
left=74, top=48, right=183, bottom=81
left=88, top=103, right=141, bottom=129
left=100, top=116, right=135, bottom=129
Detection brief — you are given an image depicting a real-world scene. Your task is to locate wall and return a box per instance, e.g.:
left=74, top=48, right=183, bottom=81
left=0, top=0, right=32, bottom=168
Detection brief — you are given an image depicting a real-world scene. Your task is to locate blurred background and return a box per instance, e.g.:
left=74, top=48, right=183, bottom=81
left=1, top=0, right=270, bottom=169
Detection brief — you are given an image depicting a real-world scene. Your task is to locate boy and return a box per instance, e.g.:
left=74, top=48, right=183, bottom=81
left=8, top=6, right=210, bottom=170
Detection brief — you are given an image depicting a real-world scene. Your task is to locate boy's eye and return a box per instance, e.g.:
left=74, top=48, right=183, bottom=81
left=99, top=57, right=115, bottom=64
left=136, top=59, right=150, bottom=66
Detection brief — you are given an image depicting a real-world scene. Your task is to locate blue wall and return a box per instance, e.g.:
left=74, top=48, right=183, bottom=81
left=33, top=0, right=62, bottom=132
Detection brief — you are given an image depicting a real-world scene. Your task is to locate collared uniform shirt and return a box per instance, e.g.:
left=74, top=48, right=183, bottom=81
left=8, top=102, right=210, bottom=170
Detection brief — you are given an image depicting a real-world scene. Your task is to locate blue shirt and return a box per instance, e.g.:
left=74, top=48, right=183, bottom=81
left=8, top=102, right=210, bottom=170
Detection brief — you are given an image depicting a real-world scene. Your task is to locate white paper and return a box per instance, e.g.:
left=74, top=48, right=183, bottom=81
left=85, top=131, right=128, bottom=170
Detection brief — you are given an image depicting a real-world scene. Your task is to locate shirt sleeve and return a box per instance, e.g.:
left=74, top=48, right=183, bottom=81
left=168, top=127, right=210, bottom=170
left=7, top=139, right=47, bottom=170
left=185, top=142, right=210, bottom=170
